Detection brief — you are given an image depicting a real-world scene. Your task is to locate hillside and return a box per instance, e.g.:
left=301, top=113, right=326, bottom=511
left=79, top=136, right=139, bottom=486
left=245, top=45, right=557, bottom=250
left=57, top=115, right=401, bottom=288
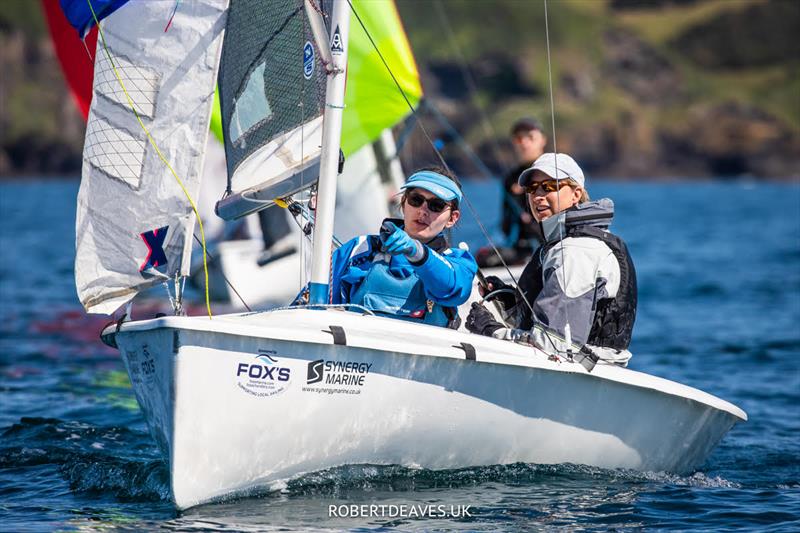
left=1, top=0, right=798, bottom=178
left=397, top=0, right=800, bottom=178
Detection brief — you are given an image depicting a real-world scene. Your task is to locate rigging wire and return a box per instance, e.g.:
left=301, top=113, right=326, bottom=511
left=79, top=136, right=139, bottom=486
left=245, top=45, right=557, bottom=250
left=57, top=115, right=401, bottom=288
left=300, top=1, right=309, bottom=293
left=423, top=101, right=527, bottom=222
left=432, top=0, right=516, bottom=175
left=86, top=0, right=213, bottom=318
left=345, top=0, right=537, bottom=319
left=189, top=234, right=253, bottom=312
left=543, top=0, right=573, bottom=351
left=431, top=2, right=534, bottom=245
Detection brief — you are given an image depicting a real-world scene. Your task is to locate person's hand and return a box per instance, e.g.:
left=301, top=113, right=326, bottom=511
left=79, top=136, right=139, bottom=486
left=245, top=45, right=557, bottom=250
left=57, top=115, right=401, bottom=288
left=466, top=302, right=503, bottom=337
left=481, top=275, right=517, bottom=310
left=380, top=221, right=421, bottom=257
left=479, top=275, right=508, bottom=297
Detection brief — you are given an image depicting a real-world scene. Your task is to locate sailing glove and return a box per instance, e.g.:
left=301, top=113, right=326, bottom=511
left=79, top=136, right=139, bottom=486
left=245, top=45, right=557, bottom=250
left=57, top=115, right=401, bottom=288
left=466, top=302, right=503, bottom=337
left=380, top=221, right=424, bottom=260
left=481, top=275, right=518, bottom=310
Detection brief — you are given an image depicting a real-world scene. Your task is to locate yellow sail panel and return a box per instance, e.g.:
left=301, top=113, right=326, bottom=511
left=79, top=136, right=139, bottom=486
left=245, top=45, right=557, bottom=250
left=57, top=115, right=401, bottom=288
left=210, top=87, right=224, bottom=144
left=342, top=0, right=422, bottom=157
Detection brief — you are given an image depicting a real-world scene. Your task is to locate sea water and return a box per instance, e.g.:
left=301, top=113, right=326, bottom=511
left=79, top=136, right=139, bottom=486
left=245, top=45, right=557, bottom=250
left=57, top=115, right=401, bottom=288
left=0, top=179, right=798, bottom=531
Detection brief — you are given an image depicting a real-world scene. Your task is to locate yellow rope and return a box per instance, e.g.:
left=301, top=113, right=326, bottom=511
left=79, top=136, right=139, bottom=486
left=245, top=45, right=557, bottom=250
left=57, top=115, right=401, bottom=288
left=87, top=0, right=212, bottom=318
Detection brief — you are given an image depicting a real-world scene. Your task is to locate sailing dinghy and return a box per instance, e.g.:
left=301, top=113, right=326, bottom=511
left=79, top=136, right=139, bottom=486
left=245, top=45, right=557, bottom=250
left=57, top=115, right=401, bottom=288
left=72, top=0, right=746, bottom=510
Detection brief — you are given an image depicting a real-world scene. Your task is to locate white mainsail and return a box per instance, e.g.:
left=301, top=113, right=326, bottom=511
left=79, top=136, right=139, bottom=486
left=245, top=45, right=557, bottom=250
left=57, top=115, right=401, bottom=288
left=75, top=0, right=229, bottom=314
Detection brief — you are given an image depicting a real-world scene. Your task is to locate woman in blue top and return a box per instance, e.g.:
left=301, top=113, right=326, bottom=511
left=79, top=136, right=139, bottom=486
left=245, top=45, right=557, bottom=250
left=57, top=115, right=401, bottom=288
left=299, top=168, right=477, bottom=328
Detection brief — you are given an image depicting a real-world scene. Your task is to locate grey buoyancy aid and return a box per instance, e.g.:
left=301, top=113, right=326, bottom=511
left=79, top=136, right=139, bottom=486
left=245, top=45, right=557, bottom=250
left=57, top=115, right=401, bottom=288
left=516, top=202, right=637, bottom=350
left=348, top=234, right=460, bottom=329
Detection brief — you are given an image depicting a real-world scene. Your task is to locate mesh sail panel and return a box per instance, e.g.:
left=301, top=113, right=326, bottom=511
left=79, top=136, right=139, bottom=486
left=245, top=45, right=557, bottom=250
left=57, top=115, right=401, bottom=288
left=219, top=0, right=328, bottom=192
left=75, top=0, right=227, bottom=314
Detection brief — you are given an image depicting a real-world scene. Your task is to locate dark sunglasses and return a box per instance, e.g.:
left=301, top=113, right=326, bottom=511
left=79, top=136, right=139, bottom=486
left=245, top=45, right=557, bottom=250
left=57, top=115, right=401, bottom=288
left=405, top=192, right=452, bottom=213
left=524, top=178, right=574, bottom=195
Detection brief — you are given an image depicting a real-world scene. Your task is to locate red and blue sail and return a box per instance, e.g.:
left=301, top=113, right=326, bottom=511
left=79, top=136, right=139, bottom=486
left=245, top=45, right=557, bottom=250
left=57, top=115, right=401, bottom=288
left=58, top=0, right=129, bottom=38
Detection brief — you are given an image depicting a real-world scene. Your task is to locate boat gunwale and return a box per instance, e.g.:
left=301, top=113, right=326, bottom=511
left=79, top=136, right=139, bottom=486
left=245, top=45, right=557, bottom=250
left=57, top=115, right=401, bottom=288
left=107, top=308, right=747, bottom=422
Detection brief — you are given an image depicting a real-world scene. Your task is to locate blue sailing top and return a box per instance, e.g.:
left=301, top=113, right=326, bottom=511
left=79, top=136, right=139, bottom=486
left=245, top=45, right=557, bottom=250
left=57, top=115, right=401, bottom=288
left=307, top=219, right=477, bottom=327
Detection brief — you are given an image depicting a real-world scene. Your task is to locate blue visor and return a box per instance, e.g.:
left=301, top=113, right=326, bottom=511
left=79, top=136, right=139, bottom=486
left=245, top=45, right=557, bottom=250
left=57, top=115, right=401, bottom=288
left=400, top=171, right=462, bottom=203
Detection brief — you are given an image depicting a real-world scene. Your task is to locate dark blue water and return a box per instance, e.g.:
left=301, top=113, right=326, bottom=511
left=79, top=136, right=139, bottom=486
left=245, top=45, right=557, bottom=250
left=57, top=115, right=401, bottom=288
left=1, top=179, right=798, bottom=531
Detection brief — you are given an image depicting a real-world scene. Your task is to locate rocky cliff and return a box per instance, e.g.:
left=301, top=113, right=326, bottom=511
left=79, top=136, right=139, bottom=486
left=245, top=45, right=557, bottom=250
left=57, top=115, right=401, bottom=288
left=1, top=0, right=798, bottom=178
left=397, top=0, right=800, bottom=179
left=0, top=4, right=84, bottom=175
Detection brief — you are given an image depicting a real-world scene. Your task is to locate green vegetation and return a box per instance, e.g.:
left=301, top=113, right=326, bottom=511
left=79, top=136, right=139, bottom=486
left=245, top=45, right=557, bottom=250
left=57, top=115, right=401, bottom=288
left=615, top=0, right=765, bottom=44
left=0, top=1, right=45, bottom=36
left=1, top=0, right=797, bottom=177
left=396, top=0, right=798, bottom=177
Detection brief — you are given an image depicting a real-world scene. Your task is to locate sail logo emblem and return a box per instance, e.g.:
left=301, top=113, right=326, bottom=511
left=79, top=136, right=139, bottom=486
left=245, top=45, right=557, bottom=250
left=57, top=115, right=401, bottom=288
left=235, top=350, right=292, bottom=398
left=330, top=25, right=343, bottom=54
left=139, top=226, right=168, bottom=272
left=303, top=41, right=314, bottom=80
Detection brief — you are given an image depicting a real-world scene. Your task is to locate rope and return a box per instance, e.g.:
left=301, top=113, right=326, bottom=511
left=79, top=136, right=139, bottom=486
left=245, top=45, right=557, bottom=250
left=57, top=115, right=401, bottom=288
left=163, top=0, right=181, bottom=33
left=346, top=0, right=537, bottom=319
left=87, top=0, right=213, bottom=318
left=190, top=234, right=253, bottom=312
left=432, top=0, right=516, bottom=174
left=258, top=303, right=376, bottom=316
left=543, top=0, right=572, bottom=351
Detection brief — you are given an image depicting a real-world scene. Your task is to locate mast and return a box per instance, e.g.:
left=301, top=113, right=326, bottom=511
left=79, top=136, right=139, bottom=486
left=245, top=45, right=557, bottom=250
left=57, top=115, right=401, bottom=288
left=308, top=1, right=351, bottom=305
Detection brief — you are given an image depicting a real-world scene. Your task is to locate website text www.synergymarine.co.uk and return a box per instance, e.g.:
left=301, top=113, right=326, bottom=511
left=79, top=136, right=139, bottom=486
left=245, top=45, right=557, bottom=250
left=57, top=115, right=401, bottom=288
left=301, top=386, right=361, bottom=395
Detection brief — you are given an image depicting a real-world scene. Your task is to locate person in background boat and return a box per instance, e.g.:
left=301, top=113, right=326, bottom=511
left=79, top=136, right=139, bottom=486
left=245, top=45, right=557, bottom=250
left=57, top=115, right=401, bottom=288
left=294, top=167, right=477, bottom=328
left=478, top=118, right=548, bottom=268
left=466, top=153, right=637, bottom=366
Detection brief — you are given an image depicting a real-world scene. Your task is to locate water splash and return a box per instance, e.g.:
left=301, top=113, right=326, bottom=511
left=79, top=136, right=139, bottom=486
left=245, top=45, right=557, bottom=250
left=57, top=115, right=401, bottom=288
left=1, top=417, right=169, bottom=501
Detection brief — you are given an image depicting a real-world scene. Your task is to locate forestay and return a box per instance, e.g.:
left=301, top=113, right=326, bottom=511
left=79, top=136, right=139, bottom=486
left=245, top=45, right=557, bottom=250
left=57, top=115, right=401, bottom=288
left=74, top=0, right=228, bottom=314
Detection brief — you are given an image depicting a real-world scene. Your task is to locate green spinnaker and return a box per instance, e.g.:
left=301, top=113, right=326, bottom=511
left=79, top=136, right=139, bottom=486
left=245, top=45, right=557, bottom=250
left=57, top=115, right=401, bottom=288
left=343, top=0, right=422, bottom=156
left=210, top=86, right=224, bottom=144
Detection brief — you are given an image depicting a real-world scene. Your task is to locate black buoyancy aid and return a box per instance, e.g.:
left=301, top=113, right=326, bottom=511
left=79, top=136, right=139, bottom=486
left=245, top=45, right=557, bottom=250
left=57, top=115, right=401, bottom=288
left=515, top=225, right=637, bottom=350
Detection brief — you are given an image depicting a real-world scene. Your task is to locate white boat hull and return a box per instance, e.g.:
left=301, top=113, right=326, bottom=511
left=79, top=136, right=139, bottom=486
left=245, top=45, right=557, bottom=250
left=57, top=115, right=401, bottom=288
left=110, top=309, right=745, bottom=509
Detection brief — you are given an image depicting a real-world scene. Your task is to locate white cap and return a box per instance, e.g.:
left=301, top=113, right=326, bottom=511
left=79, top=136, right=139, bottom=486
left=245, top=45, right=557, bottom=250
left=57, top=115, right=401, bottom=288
left=518, top=153, right=585, bottom=188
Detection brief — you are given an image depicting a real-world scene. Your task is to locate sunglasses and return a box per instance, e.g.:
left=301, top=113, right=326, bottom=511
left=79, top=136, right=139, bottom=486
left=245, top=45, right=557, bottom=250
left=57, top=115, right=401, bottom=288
left=524, top=179, right=574, bottom=194
left=405, top=192, right=452, bottom=213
